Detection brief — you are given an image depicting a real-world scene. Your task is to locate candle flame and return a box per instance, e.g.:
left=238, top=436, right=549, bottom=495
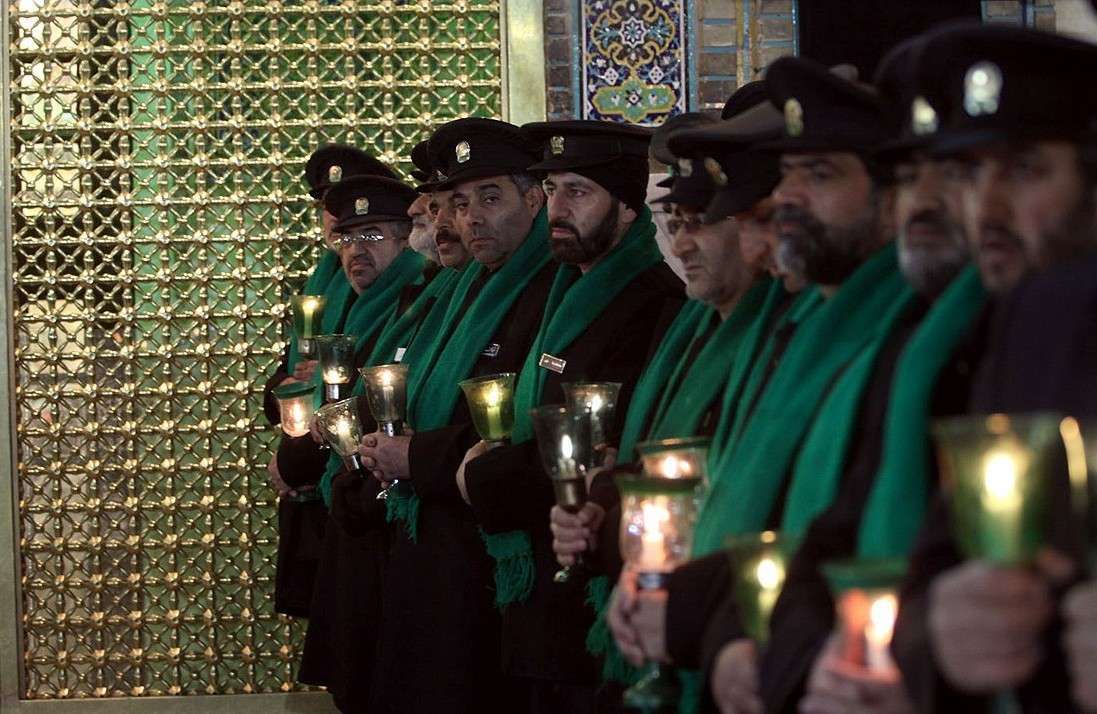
left=658, top=454, right=692, bottom=479
left=485, top=383, right=502, bottom=407
left=866, top=593, right=898, bottom=646
left=983, top=450, right=1019, bottom=503
left=590, top=394, right=604, bottom=413
left=560, top=434, right=573, bottom=460
left=755, top=556, right=783, bottom=591
left=641, top=501, right=669, bottom=535
left=380, top=369, right=393, bottom=387
left=302, top=297, right=320, bottom=313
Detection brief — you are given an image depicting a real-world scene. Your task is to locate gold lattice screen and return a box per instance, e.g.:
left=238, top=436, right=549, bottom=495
left=8, top=0, right=502, bottom=700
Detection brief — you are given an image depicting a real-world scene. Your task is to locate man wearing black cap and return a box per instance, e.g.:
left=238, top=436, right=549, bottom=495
left=884, top=24, right=1097, bottom=714
left=262, top=144, right=397, bottom=429
left=446, top=119, right=683, bottom=711
left=283, top=174, right=426, bottom=711
left=406, top=140, right=443, bottom=265
left=610, top=58, right=915, bottom=712
left=349, top=117, right=559, bottom=714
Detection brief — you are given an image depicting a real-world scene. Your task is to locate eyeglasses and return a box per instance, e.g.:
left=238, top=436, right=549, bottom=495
left=333, top=229, right=386, bottom=247
left=665, top=213, right=706, bottom=235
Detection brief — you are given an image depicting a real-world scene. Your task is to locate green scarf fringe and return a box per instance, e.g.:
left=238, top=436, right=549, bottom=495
left=481, top=530, right=535, bottom=608
left=584, top=575, right=642, bottom=685
left=384, top=484, right=420, bottom=543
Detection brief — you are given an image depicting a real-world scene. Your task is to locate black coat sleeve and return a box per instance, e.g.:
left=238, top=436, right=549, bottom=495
left=464, top=439, right=555, bottom=534
left=263, top=361, right=291, bottom=426
left=665, top=552, right=734, bottom=669
left=407, top=423, right=479, bottom=503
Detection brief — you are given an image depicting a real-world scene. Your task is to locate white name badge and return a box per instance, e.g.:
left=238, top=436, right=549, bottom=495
left=538, top=353, right=566, bottom=374
left=394, top=347, right=407, bottom=362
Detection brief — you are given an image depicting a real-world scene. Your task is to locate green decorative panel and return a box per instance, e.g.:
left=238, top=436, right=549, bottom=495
left=8, top=0, right=501, bottom=699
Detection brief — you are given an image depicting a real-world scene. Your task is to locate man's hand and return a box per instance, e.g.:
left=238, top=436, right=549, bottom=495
left=928, top=561, right=1052, bottom=693
left=608, top=572, right=644, bottom=666
left=800, top=635, right=912, bottom=714
left=455, top=439, right=500, bottom=505
left=631, top=587, right=669, bottom=663
left=293, top=359, right=318, bottom=382
left=359, top=431, right=413, bottom=485
left=1063, top=580, right=1097, bottom=712
left=550, top=502, right=606, bottom=567
left=710, top=639, right=762, bottom=714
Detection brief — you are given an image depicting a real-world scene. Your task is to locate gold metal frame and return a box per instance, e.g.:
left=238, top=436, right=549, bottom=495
left=0, top=1, right=544, bottom=710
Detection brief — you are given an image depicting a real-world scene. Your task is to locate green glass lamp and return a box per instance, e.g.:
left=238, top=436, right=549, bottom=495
left=359, top=363, right=410, bottom=501
left=272, top=381, right=316, bottom=438
left=933, top=412, right=1063, bottom=565
left=822, top=558, right=907, bottom=677
left=725, top=530, right=796, bottom=645
left=562, top=381, right=622, bottom=457
left=290, top=295, right=326, bottom=358
left=316, top=334, right=357, bottom=403
left=459, top=372, right=517, bottom=444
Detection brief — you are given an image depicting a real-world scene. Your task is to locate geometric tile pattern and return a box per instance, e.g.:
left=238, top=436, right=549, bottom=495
left=581, top=0, right=688, bottom=125
left=8, top=0, right=501, bottom=698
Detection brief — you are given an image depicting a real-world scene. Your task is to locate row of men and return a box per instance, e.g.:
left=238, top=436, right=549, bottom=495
left=263, top=21, right=1097, bottom=714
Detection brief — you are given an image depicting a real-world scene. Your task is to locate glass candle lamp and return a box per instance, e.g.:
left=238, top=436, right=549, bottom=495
left=562, top=381, right=621, bottom=457
left=316, top=334, right=357, bottom=403
left=616, top=472, right=703, bottom=711
left=933, top=413, right=1062, bottom=565
left=272, top=381, right=316, bottom=438
left=726, top=531, right=796, bottom=645
left=316, top=398, right=365, bottom=473
left=636, top=436, right=712, bottom=485
left=359, top=363, right=409, bottom=437
left=531, top=404, right=594, bottom=583
left=291, top=295, right=326, bottom=358
left=822, top=558, right=907, bottom=677
left=459, top=373, right=517, bottom=444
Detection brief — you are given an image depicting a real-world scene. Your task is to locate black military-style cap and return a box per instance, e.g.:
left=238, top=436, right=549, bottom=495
left=304, top=144, right=396, bottom=200
left=872, top=33, right=946, bottom=164
left=915, top=23, right=1097, bottom=155
left=323, top=175, right=417, bottom=234
left=651, top=113, right=719, bottom=190
left=427, top=117, right=538, bottom=190
left=668, top=101, right=783, bottom=224
left=721, top=80, right=769, bottom=120
left=409, top=140, right=433, bottom=185
left=763, top=56, right=887, bottom=154
left=524, top=120, right=652, bottom=172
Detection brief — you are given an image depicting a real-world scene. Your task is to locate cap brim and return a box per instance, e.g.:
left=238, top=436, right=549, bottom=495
left=655, top=175, right=675, bottom=189
left=433, top=165, right=529, bottom=190
left=872, top=135, right=932, bottom=164
left=758, top=135, right=877, bottom=154
left=657, top=186, right=713, bottom=208
left=703, top=179, right=777, bottom=224
left=527, top=155, right=624, bottom=173
left=334, top=214, right=410, bottom=232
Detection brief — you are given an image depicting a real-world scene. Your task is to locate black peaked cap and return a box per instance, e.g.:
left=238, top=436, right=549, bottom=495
left=524, top=120, right=653, bottom=172
left=427, top=117, right=538, bottom=190
left=323, top=175, right=417, bottom=233
left=305, top=144, right=396, bottom=200
left=721, top=80, right=770, bottom=120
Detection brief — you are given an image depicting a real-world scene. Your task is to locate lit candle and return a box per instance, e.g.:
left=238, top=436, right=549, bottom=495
left=333, top=416, right=355, bottom=452
left=981, top=447, right=1024, bottom=561
left=484, top=383, right=504, bottom=438
left=638, top=500, right=669, bottom=572
left=557, top=434, right=577, bottom=478
left=754, top=554, right=785, bottom=629
left=379, top=368, right=395, bottom=406
left=301, top=297, right=320, bottom=337
left=658, top=454, right=693, bottom=479
left=323, top=366, right=350, bottom=385
left=285, top=403, right=309, bottom=438
left=864, top=593, right=898, bottom=674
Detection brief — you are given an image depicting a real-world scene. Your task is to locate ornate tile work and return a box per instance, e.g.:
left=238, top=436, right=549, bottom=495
left=581, top=0, right=689, bottom=125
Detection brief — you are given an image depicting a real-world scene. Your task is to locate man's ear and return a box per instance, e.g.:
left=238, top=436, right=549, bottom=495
left=525, top=185, right=546, bottom=214
left=619, top=201, right=638, bottom=225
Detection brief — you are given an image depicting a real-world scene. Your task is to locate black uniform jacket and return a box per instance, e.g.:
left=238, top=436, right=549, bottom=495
left=462, top=261, right=685, bottom=687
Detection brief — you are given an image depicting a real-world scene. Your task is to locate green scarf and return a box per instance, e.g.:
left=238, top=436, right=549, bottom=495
left=313, top=250, right=427, bottom=505
left=384, top=211, right=552, bottom=536
left=286, top=249, right=343, bottom=372
left=489, top=209, right=665, bottom=608
left=779, top=287, right=919, bottom=536
left=647, top=280, right=772, bottom=442
left=858, top=265, right=986, bottom=557
left=367, top=267, right=461, bottom=367
left=406, top=210, right=552, bottom=431
left=316, top=266, right=464, bottom=515
left=692, top=244, right=907, bottom=557
left=616, top=301, right=710, bottom=461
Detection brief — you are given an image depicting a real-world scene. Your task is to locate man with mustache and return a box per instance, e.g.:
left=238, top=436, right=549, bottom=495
left=348, top=117, right=561, bottom=714
left=611, top=57, right=917, bottom=713
left=883, top=25, right=1097, bottom=714
left=451, top=120, right=684, bottom=712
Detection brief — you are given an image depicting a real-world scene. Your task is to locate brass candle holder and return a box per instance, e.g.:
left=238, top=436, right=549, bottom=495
left=725, top=530, right=796, bottom=645
left=359, top=363, right=410, bottom=501
left=291, top=295, right=326, bottom=359
left=933, top=413, right=1062, bottom=565
left=459, top=372, right=517, bottom=444
left=822, top=558, right=907, bottom=677
left=315, top=398, right=365, bottom=474
left=562, top=381, right=622, bottom=457
left=272, top=381, right=316, bottom=438
left=616, top=471, right=703, bottom=712
left=316, top=334, right=357, bottom=403
left=531, top=404, right=594, bottom=583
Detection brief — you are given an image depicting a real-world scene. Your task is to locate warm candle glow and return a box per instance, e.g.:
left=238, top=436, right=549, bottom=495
left=590, top=394, right=604, bottom=414
left=284, top=403, right=309, bottom=438
left=864, top=593, right=899, bottom=673
left=485, top=383, right=501, bottom=407
left=756, top=556, right=782, bottom=591
left=300, top=297, right=321, bottom=336
left=657, top=454, right=693, bottom=479
left=983, top=449, right=1022, bottom=510
left=638, top=500, right=670, bottom=572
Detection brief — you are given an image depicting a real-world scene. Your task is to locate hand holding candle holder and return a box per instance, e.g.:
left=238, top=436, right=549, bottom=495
left=616, top=466, right=704, bottom=713
left=459, top=373, right=517, bottom=444
left=531, top=405, right=594, bottom=584
left=316, top=334, right=357, bottom=403
left=822, top=558, right=907, bottom=678
left=933, top=413, right=1062, bottom=565
left=316, top=398, right=366, bottom=475
left=360, top=363, right=410, bottom=500
left=273, top=381, right=317, bottom=438
left=562, top=381, right=621, bottom=462
left=725, top=531, right=796, bottom=646
left=291, top=295, right=326, bottom=359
